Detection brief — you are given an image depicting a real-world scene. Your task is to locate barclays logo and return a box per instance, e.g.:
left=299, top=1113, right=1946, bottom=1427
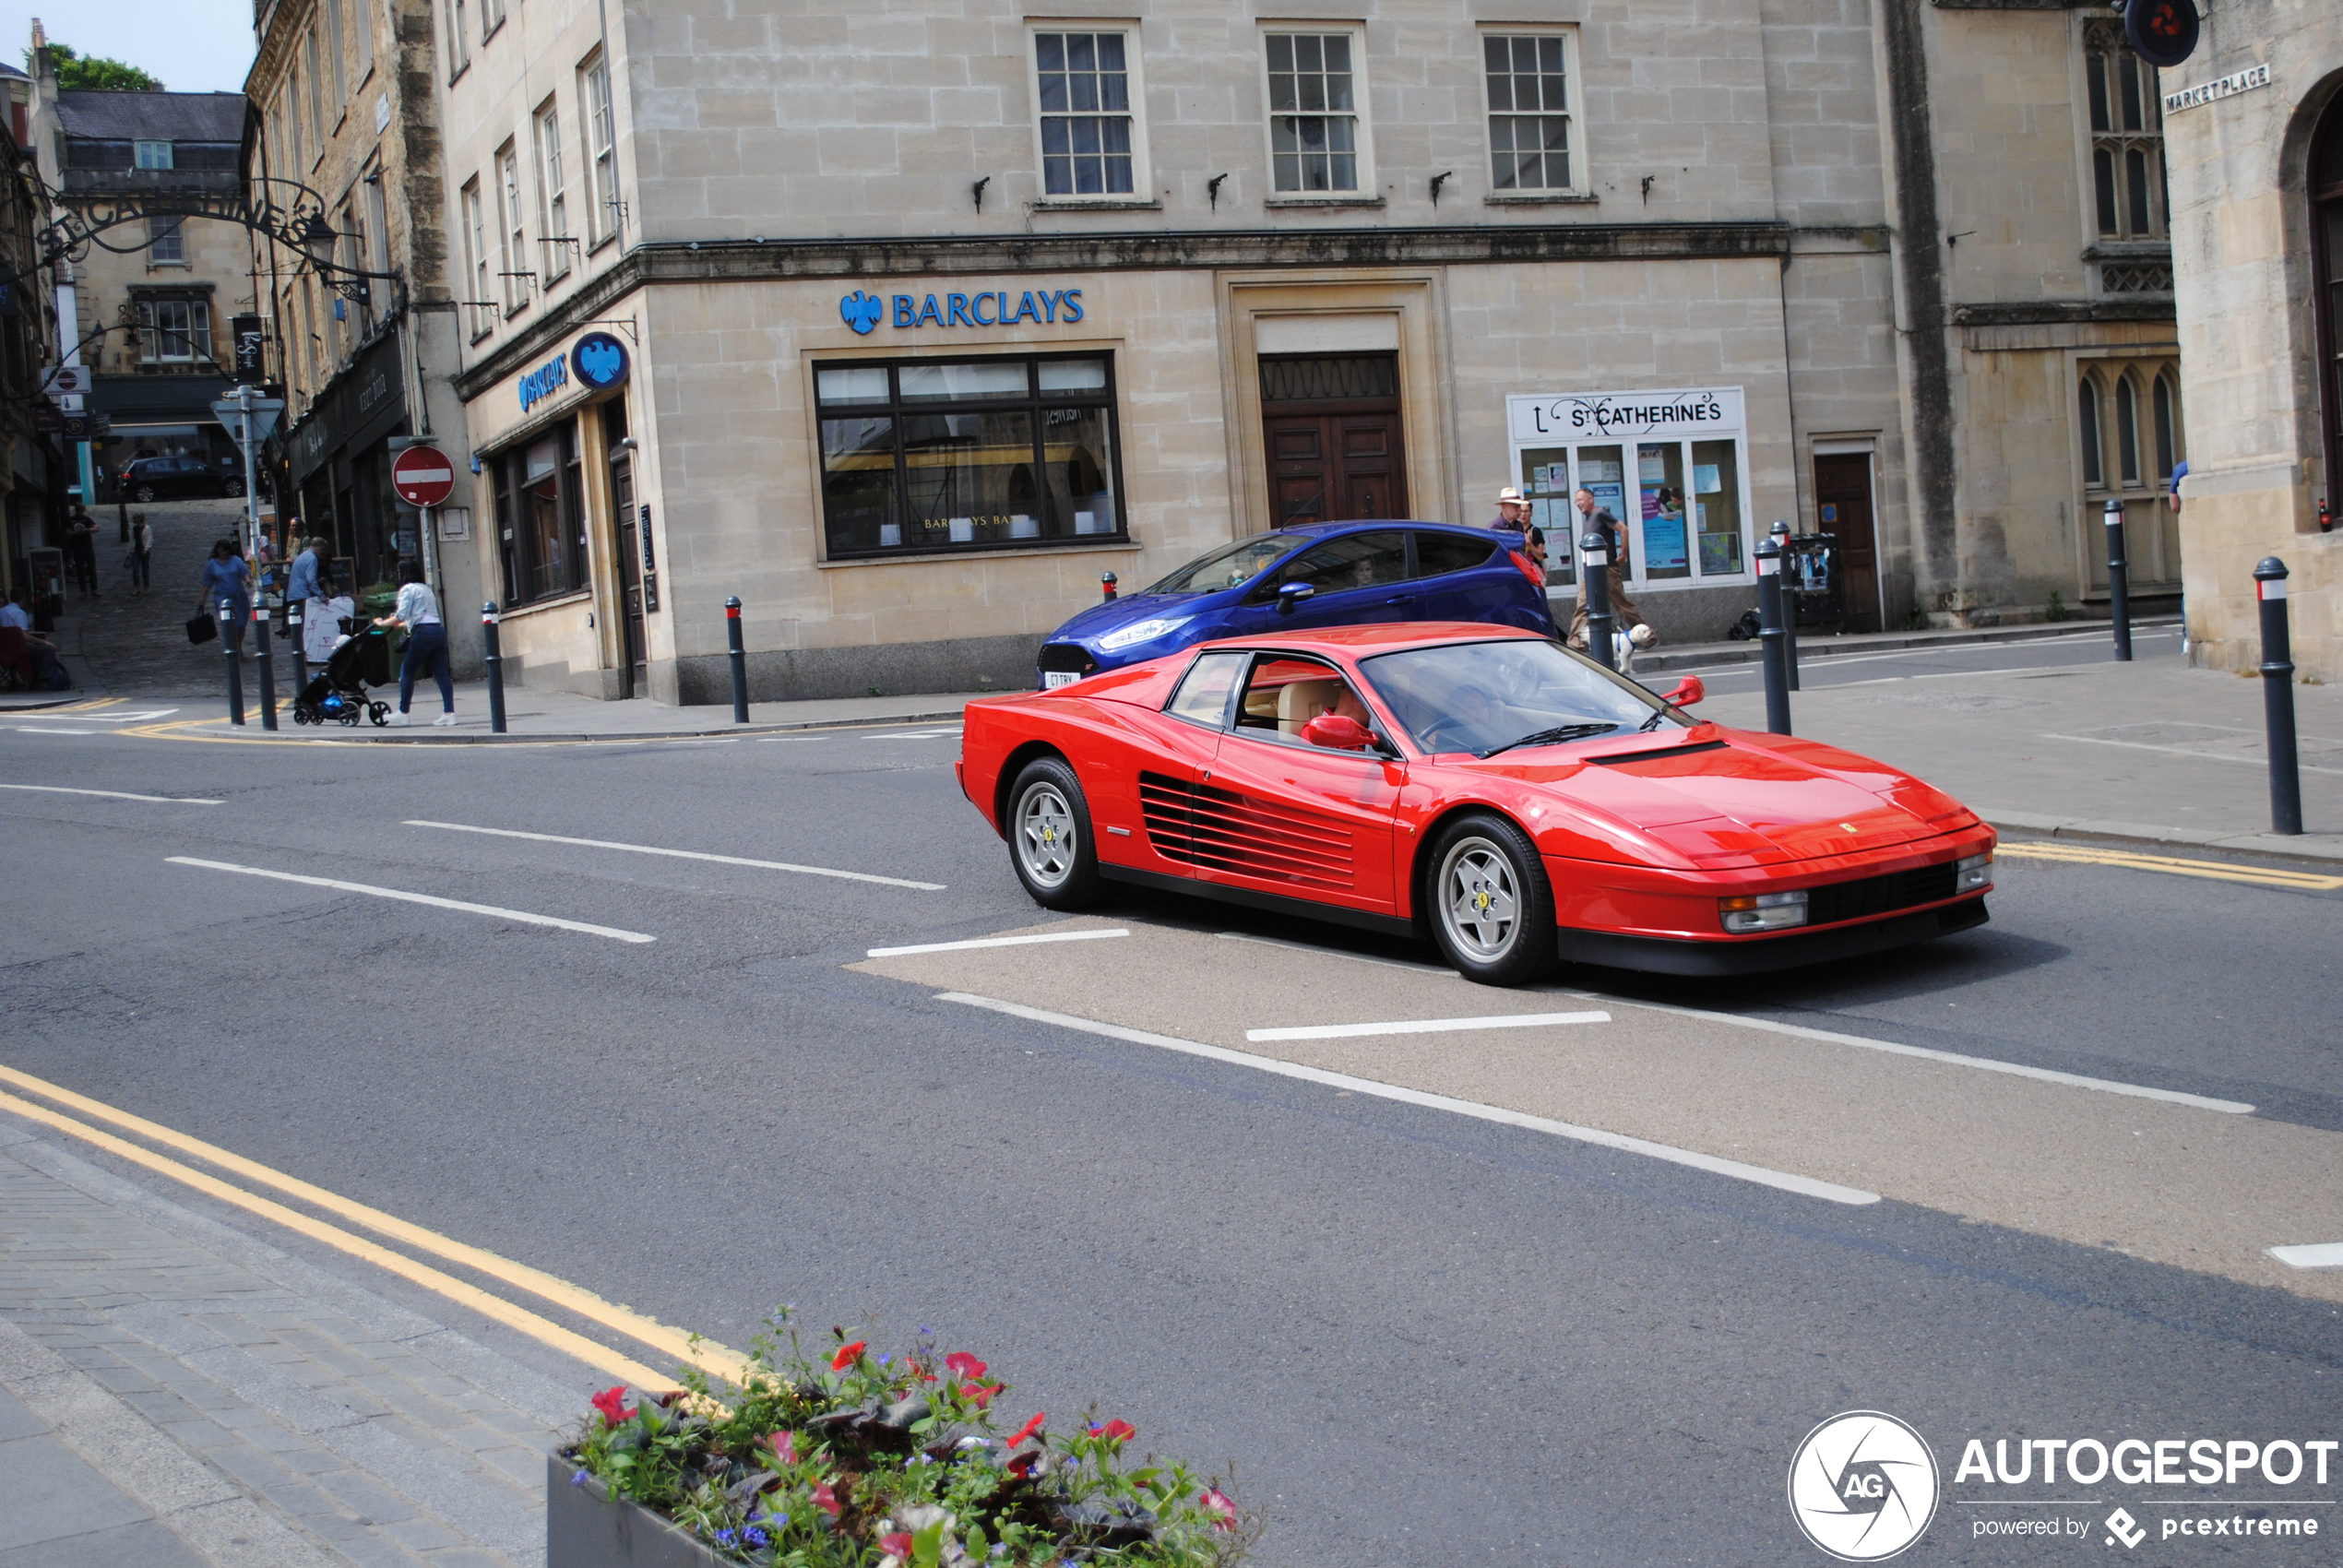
left=840, top=291, right=885, bottom=335
left=838, top=286, right=1084, bottom=335
left=571, top=330, right=630, bottom=389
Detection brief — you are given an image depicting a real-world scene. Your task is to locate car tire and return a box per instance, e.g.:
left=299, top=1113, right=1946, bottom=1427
left=135, top=485, right=157, bottom=503
left=1425, top=812, right=1557, bottom=987
left=1006, top=755, right=1105, bottom=910
left=223, top=478, right=245, bottom=497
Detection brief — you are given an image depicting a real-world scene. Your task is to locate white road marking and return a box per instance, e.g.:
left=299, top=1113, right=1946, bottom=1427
left=868, top=929, right=1128, bottom=958
left=402, top=820, right=946, bottom=890
left=937, top=991, right=1879, bottom=1206
left=1248, top=1010, right=1609, bottom=1041
left=865, top=729, right=961, bottom=742
left=0, top=783, right=221, bottom=805
left=7, top=727, right=94, bottom=735
left=1216, top=930, right=1457, bottom=977
left=2268, top=1242, right=2343, bottom=1269
left=1561, top=991, right=2255, bottom=1114
left=2042, top=732, right=2343, bottom=777
left=165, top=857, right=656, bottom=944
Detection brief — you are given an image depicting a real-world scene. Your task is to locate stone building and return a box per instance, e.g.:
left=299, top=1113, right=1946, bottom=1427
left=246, top=0, right=478, bottom=651
left=433, top=0, right=2192, bottom=704
left=1, top=57, right=65, bottom=598
left=27, top=55, right=255, bottom=495
left=2160, top=0, right=2341, bottom=681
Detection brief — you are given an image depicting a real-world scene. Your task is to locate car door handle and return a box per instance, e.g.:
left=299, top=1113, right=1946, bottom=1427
left=1383, top=594, right=1417, bottom=606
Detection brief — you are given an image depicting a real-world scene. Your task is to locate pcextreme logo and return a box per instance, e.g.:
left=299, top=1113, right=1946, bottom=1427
left=1789, top=1411, right=1943, bottom=1562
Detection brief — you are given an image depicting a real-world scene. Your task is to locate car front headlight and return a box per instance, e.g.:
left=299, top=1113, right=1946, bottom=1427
left=1719, top=890, right=1809, bottom=933
left=1096, top=615, right=1193, bottom=651
left=1955, top=851, right=1992, bottom=893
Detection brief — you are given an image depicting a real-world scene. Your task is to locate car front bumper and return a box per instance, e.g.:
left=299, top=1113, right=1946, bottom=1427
left=1555, top=896, right=1988, bottom=975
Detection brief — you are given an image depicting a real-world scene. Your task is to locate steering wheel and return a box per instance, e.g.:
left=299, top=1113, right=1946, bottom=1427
left=1419, top=716, right=1483, bottom=753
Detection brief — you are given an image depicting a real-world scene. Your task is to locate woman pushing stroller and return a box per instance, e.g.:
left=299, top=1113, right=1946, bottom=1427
left=374, top=564, right=457, bottom=728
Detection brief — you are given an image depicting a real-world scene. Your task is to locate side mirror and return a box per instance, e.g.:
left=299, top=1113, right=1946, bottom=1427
left=1276, top=581, right=1315, bottom=614
left=1664, top=674, right=1705, bottom=707
left=1300, top=713, right=1377, bottom=752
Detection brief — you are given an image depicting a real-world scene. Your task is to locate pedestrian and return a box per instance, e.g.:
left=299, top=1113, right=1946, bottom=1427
left=128, top=515, right=154, bottom=595
left=1487, top=485, right=1548, bottom=575
left=64, top=510, right=99, bottom=598
left=1565, top=486, right=1651, bottom=654
left=2168, top=457, right=2187, bottom=515
left=373, top=564, right=455, bottom=728
left=198, top=539, right=253, bottom=652
left=286, top=530, right=327, bottom=643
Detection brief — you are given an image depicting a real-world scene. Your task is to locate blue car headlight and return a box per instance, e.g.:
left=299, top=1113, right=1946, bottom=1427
left=1096, top=615, right=1194, bottom=651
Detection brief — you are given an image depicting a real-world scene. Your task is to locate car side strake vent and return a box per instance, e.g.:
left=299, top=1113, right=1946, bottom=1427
left=1137, top=771, right=1355, bottom=891
left=1805, top=862, right=1961, bottom=926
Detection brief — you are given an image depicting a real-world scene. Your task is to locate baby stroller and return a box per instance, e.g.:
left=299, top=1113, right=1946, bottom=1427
left=293, top=625, right=394, bottom=727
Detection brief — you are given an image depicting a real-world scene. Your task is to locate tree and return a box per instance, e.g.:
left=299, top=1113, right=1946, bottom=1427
left=38, top=43, right=164, bottom=92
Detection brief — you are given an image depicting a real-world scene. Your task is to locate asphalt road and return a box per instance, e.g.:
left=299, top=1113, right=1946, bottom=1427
left=2, top=715, right=2337, bottom=1566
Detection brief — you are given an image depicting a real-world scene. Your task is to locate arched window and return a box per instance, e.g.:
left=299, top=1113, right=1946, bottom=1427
left=2079, top=377, right=2103, bottom=488
left=2153, top=371, right=2178, bottom=482
left=2116, top=374, right=2141, bottom=486
left=2313, top=95, right=2343, bottom=503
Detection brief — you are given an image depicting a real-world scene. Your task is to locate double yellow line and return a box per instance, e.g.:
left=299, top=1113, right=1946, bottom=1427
left=0, top=1063, right=747, bottom=1389
left=1997, top=841, right=2343, bottom=892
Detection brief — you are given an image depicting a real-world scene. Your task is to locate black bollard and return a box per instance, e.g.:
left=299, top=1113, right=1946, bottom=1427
left=1577, top=529, right=1615, bottom=671
left=1770, top=520, right=1801, bottom=691
left=482, top=602, right=509, bottom=734
left=2103, top=497, right=2133, bottom=661
left=1101, top=572, right=1118, bottom=601
left=286, top=596, right=306, bottom=691
left=2254, top=558, right=2302, bottom=836
left=117, top=501, right=130, bottom=544
left=220, top=604, right=245, bottom=726
left=1755, top=538, right=1792, bottom=735
left=253, top=601, right=277, bottom=731
left=725, top=595, right=750, bottom=723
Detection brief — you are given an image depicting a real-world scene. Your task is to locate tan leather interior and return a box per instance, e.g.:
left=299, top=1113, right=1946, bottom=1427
left=1277, top=679, right=1344, bottom=736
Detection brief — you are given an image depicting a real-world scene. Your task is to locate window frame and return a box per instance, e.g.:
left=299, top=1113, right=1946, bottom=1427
left=148, top=216, right=186, bottom=266
left=134, top=138, right=173, bottom=171
left=535, top=96, right=571, bottom=282
left=355, top=0, right=375, bottom=83
left=809, top=350, right=1130, bottom=563
left=1257, top=26, right=1376, bottom=201
left=460, top=176, right=492, bottom=340
left=482, top=0, right=506, bottom=44
left=322, top=0, right=347, bottom=113
left=447, top=0, right=470, bottom=79
left=1224, top=650, right=1386, bottom=754
left=1025, top=22, right=1152, bottom=206
left=492, top=420, right=590, bottom=607
left=1478, top=29, right=1582, bottom=197
left=2079, top=19, right=2167, bottom=246
left=2312, top=93, right=2343, bottom=508
left=581, top=53, right=617, bottom=248
left=304, top=30, right=326, bottom=163
left=496, top=140, right=529, bottom=315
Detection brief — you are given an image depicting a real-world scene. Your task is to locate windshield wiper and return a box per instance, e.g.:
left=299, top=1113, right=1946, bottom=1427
left=1478, top=722, right=1618, bottom=759
left=1637, top=708, right=1671, bottom=731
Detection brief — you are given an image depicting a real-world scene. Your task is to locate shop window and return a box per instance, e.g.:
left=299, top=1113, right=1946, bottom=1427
left=1031, top=30, right=1142, bottom=198
left=2313, top=94, right=2343, bottom=503
left=1263, top=30, right=1369, bottom=195
left=2083, top=20, right=2165, bottom=241
left=1505, top=388, right=1757, bottom=588
left=813, top=353, right=1125, bottom=559
left=1482, top=32, right=1575, bottom=193
left=495, top=423, right=588, bottom=605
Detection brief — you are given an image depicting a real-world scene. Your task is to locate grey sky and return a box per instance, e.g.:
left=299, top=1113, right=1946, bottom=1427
left=9, top=0, right=256, bottom=95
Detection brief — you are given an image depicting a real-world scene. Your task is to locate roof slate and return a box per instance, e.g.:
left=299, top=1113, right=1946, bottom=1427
left=54, top=90, right=245, bottom=142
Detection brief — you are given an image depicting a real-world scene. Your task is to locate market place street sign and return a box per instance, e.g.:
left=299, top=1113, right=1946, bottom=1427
left=2164, top=62, right=2272, bottom=114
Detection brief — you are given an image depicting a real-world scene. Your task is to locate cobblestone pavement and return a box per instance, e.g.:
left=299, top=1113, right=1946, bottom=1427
left=51, top=496, right=290, bottom=700
left=0, top=1112, right=585, bottom=1568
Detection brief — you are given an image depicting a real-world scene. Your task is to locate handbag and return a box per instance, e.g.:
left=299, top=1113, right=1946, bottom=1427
left=186, top=611, right=217, bottom=646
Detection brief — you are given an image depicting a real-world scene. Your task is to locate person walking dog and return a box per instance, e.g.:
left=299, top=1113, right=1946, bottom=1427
left=373, top=564, right=455, bottom=727
left=1565, top=486, right=1652, bottom=656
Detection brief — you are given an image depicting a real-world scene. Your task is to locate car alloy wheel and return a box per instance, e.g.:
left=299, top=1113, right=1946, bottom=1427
left=136, top=486, right=157, bottom=502
left=223, top=478, right=245, bottom=497
left=1006, top=756, right=1104, bottom=910
left=1426, top=813, right=1556, bottom=986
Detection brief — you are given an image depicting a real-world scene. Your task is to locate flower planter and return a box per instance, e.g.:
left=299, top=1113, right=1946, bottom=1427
left=547, top=1452, right=727, bottom=1568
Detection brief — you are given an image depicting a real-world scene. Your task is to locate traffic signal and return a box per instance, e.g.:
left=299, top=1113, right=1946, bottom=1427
left=2124, top=0, right=2199, bottom=70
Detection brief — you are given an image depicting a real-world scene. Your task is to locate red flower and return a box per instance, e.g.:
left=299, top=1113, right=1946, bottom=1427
left=1199, top=1488, right=1237, bottom=1530
left=589, top=1386, right=636, bottom=1428
left=879, top=1531, right=914, bottom=1561
left=1093, top=1419, right=1136, bottom=1446
left=943, top=1351, right=989, bottom=1382
left=1005, top=1451, right=1039, bottom=1479
left=767, top=1430, right=797, bottom=1466
left=1006, top=1411, right=1046, bottom=1447
left=810, top=1480, right=841, bottom=1517
left=830, top=1341, right=865, bottom=1372
left=962, top=1381, right=1000, bottom=1409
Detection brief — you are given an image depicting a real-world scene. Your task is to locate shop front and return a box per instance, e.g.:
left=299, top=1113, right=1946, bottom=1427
left=281, top=329, right=412, bottom=594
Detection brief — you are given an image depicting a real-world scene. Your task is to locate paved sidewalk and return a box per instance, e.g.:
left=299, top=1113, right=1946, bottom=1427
left=0, top=1113, right=588, bottom=1568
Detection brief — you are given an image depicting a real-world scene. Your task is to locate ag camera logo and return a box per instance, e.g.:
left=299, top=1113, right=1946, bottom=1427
left=1789, top=1411, right=1941, bottom=1562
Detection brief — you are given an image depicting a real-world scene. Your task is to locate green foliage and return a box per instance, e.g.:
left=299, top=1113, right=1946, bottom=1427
left=563, top=1310, right=1258, bottom=1567
left=2046, top=588, right=2067, bottom=624
left=37, top=43, right=164, bottom=91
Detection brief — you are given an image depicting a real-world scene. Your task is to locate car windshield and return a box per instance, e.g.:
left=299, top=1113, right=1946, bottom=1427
left=1143, top=532, right=1310, bottom=595
left=1361, top=639, right=1687, bottom=757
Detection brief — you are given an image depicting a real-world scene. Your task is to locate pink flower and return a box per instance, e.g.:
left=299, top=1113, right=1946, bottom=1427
left=1006, top=1411, right=1046, bottom=1447
left=589, top=1386, right=636, bottom=1428
left=943, top=1351, right=989, bottom=1382
left=879, top=1531, right=914, bottom=1562
left=810, top=1480, right=841, bottom=1518
left=767, top=1431, right=797, bottom=1466
left=1199, top=1488, right=1237, bottom=1530
left=961, top=1381, right=1000, bottom=1409
left=830, top=1341, right=865, bottom=1372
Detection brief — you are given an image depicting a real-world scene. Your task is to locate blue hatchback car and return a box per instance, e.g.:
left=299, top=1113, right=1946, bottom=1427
left=1035, top=521, right=1556, bottom=688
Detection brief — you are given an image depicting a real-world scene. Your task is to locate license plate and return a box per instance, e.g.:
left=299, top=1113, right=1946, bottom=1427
left=1043, top=671, right=1080, bottom=689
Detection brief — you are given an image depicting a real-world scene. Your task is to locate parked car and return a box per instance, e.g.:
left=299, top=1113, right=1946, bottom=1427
left=1034, top=521, right=1554, bottom=689
left=118, top=455, right=244, bottom=502
left=960, top=624, right=1995, bottom=984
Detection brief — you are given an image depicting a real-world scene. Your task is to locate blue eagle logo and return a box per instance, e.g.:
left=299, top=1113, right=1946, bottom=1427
left=573, top=333, right=628, bottom=386
left=839, top=291, right=884, bottom=335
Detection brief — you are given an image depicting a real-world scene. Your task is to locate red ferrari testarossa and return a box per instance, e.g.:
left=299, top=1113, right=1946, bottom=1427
left=954, top=624, right=1994, bottom=984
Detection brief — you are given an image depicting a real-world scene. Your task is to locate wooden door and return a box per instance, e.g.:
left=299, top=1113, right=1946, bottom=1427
left=1813, top=453, right=1881, bottom=633
left=1263, top=412, right=1409, bottom=524
left=611, top=458, right=646, bottom=698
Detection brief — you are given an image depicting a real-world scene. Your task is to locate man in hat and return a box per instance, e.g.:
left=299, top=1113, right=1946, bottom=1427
left=1488, top=485, right=1547, bottom=575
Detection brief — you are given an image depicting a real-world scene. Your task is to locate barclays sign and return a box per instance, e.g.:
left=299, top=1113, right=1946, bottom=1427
left=838, top=287, right=1085, bottom=336
left=518, top=351, right=568, bottom=412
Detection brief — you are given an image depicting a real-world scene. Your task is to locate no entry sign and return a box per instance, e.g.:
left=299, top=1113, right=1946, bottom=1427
left=391, top=444, right=457, bottom=507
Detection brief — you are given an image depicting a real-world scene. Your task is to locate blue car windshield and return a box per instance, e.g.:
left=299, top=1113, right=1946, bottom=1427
left=1362, top=639, right=1684, bottom=756
left=1144, top=532, right=1310, bottom=595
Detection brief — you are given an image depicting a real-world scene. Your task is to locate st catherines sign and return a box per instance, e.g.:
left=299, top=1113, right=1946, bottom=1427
left=1507, top=386, right=1748, bottom=443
